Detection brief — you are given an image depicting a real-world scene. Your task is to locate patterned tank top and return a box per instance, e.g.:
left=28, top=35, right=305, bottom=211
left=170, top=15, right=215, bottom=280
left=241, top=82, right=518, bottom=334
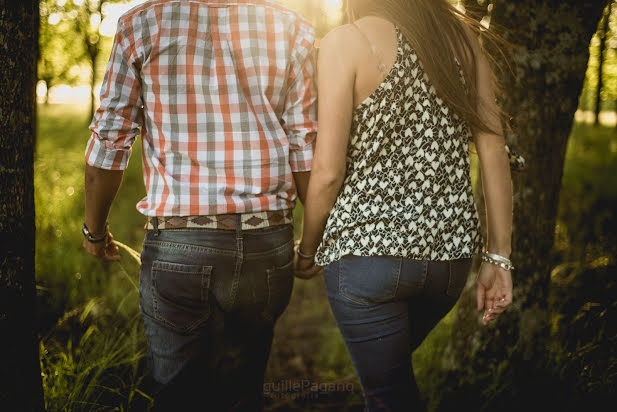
left=315, top=27, right=482, bottom=267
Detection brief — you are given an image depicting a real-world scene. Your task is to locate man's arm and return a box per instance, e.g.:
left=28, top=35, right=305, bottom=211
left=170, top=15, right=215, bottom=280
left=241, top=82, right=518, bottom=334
left=83, top=165, right=123, bottom=261
left=282, top=23, right=318, bottom=202
left=84, top=165, right=124, bottom=236
left=82, top=18, right=142, bottom=261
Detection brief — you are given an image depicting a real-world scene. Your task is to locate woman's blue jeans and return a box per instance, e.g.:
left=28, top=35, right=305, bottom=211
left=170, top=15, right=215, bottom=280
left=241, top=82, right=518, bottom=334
left=323, top=255, right=472, bottom=412
left=139, top=221, right=295, bottom=411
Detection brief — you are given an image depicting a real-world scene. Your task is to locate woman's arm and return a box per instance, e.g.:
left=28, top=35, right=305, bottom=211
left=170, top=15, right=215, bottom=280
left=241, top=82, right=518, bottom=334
left=473, top=52, right=513, bottom=258
left=297, top=26, right=357, bottom=270
left=467, top=29, right=514, bottom=325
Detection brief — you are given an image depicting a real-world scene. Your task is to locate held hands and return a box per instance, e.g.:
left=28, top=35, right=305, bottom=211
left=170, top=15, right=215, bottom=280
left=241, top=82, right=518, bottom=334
left=476, top=261, right=512, bottom=325
left=293, top=241, right=322, bottom=280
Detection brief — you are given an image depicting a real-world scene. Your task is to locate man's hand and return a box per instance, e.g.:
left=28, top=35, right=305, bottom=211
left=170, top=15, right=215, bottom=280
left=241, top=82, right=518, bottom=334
left=294, top=257, right=322, bottom=279
left=83, top=231, right=121, bottom=262
left=293, top=241, right=322, bottom=279
left=476, top=262, right=512, bottom=325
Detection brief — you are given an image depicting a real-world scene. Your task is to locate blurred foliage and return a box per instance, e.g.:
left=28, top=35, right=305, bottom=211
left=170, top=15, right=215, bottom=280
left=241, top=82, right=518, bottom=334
left=37, top=0, right=617, bottom=117
left=580, top=2, right=617, bottom=113
left=38, top=0, right=128, bottom=119
left=546, top=122, right=617, bottom=407
left=554, top=122, right=617, bottom=265
left=39, top=0, right=86, bottom=99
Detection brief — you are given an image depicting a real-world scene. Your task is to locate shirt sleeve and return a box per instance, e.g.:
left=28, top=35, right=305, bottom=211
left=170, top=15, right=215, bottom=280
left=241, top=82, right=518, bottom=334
left=282, top=22, right=318, bottom=173
left=85, top=19, right=143, bottom=171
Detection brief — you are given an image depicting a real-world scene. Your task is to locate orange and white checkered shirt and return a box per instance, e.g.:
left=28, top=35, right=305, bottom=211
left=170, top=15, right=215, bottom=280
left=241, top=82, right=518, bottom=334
left=85, top=0, right=317, bottom=216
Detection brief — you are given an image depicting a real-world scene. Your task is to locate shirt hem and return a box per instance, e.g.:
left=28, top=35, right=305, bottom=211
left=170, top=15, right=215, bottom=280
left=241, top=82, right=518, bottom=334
left=315, top=248, right=481, bottom=267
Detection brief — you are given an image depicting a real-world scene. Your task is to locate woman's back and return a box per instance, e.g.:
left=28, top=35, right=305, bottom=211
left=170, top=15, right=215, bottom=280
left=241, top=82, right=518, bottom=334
left=314, top=17, right=481, bottom=266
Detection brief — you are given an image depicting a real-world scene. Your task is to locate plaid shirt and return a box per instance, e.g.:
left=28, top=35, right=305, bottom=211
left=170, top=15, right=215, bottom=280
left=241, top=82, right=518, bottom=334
left=85, top=0, right=317, bottom=216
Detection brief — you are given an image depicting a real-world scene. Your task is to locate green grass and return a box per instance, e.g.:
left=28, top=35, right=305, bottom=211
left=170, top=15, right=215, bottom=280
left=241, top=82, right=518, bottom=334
left=36, top=104, right=152, bottom=411
left=555, top=121, right=617, bottom=265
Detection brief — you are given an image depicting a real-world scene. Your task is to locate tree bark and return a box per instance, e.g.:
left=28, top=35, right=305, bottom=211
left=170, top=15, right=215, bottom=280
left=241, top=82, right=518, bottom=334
left=0, top=2, right=45, bottom=411
left=442, top=0, right=610, bottom=408
left=595, top=2, right=611, bottom=125
left=84, top=0, right=105, bottom=122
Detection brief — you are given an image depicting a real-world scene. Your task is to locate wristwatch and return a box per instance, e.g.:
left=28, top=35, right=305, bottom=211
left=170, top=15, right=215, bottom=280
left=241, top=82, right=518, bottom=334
left=82, top=222, right=108, bottom=243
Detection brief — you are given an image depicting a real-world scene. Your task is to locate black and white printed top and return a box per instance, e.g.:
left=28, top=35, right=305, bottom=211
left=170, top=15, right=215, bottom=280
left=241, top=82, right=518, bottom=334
left=315, top=27, right=482, bottom=267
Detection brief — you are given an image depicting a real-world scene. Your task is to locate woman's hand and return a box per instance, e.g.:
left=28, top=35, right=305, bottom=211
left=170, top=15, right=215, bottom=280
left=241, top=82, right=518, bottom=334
left=476, top=262, right=512, bottom=325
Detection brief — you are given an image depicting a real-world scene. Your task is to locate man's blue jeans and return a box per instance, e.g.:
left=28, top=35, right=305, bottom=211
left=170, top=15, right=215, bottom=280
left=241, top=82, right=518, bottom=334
left=139, top=220, right=295, bottom=411
left=323, top=256, right=473, bottom=412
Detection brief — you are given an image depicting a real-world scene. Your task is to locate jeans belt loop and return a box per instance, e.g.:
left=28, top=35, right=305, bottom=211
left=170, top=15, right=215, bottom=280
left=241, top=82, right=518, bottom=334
left=235, top=214, right=242, bottom=239
left=152, top=216, right=160, bottom=236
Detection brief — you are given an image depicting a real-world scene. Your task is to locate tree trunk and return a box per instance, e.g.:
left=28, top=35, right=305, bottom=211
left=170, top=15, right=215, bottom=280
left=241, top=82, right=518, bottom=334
left=89, top=50, right=97, bottom=122
left=85, top=0, right=104, bottom=123
left=0, top=2, right=45, bottom=411
left=42, top=77, right=52, bottom=105
left=595, top=3, right=611, bottom=125
left=441, top=0, right=610, bottom=409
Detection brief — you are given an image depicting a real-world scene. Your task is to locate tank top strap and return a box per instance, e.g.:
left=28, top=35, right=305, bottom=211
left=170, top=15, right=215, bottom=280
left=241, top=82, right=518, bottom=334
left=351, top=22, right=387, bottom=74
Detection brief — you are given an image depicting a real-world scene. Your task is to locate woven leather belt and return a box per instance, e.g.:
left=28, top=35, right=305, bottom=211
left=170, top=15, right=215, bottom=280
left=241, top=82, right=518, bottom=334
left=145, top=209, right=294, bottom=231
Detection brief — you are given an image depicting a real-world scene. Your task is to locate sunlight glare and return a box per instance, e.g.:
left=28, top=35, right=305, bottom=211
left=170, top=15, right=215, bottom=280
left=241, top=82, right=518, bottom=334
left=100, top=0, right=145, bottom=37
left=48, top=13, right=61, bottom=25
left=36, top=81, right=47, bottom=103
left=90, top=13, right=102, bottom=29
left=47, top=85, right=92, bottom=105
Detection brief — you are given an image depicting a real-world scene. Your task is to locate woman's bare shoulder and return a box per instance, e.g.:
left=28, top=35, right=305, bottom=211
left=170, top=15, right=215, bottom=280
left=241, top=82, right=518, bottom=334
left=320, top=23, right=361, bottom=53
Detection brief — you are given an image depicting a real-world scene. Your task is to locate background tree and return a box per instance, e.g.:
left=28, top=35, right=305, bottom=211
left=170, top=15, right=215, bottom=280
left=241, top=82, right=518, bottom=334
left=39, top=0, right=85, bottom=105
left=0, top=1, right=45, bottom=410
left=45, top=0, right=125, bottom=120
left=440, top=0, right=611, bottom=409
left=77, top=0, right=106, bottom=121
left=595, top=2, right=613, bottom=125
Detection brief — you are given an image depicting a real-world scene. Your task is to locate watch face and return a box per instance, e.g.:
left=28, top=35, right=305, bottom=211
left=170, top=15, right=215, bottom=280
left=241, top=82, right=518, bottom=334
left=82, top=223, right=107, bottom=242
left=82, top=223, right=97, bottom=240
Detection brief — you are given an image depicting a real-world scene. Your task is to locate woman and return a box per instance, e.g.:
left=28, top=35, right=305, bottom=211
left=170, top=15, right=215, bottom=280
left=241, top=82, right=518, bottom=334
left=295, top=0, right=514, bottom=410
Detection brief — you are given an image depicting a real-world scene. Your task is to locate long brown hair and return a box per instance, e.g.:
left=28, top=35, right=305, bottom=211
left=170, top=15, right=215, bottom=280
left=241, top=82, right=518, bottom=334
left=344, top=0, right=509, bottom=136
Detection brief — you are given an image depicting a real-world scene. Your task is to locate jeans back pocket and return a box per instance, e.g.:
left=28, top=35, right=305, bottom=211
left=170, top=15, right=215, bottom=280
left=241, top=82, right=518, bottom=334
left=261, top=260, right=294, bottom=323
left=151, top=260, right=212, bottom=334
left=339, top=256, right=402, bottom=306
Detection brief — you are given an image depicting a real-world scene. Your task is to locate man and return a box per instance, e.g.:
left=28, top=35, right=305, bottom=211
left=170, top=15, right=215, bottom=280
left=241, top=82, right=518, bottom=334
left=82, top=0, right=317, bottom=410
